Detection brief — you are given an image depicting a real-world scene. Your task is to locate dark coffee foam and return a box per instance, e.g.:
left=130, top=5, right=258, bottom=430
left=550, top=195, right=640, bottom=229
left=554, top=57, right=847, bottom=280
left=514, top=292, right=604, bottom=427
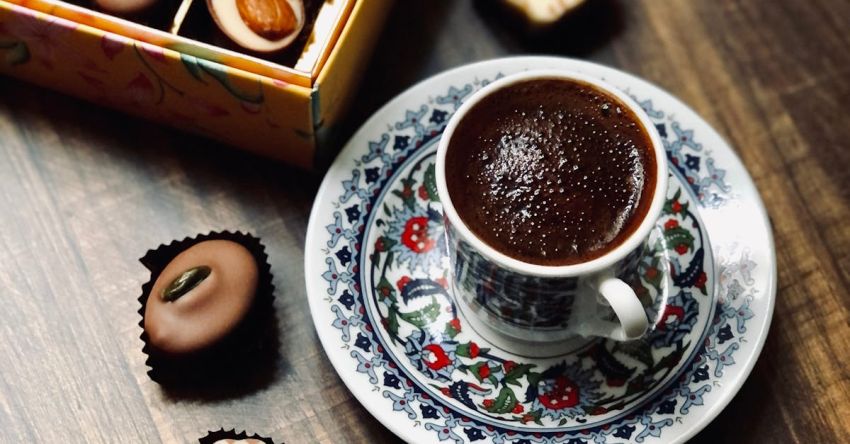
left=445, top=78, right=656, bottom=266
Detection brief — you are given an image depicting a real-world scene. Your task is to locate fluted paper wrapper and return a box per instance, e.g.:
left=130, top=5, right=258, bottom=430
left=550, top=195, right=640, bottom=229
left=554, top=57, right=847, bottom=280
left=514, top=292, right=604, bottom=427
left=138, top=231, right=276, bottom=390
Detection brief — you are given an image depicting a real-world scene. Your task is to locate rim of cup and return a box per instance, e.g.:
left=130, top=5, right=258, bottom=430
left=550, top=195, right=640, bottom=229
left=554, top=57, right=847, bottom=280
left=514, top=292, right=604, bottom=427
left=435, top=69, right=669, bottom=278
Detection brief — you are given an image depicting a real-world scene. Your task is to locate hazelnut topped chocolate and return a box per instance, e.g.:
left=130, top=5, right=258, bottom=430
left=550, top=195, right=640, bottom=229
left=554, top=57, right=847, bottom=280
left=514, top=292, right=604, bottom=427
left=144, top=239, right=258, bottom=355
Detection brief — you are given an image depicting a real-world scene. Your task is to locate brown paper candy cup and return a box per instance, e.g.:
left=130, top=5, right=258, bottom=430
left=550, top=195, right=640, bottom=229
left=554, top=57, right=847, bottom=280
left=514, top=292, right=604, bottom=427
left=138, top=231, right=277, bottom=391
left=198, top=428, right=277, bottom=444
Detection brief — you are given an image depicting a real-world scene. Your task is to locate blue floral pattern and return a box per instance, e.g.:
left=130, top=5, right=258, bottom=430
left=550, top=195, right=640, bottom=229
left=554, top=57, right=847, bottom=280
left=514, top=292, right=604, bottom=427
left=316, top=77, right=759, bottom=443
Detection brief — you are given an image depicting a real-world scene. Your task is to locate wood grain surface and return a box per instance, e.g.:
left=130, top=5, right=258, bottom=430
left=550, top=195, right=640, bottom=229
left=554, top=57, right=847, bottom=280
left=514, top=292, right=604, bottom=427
left=1, top=0, right=848, bottom=442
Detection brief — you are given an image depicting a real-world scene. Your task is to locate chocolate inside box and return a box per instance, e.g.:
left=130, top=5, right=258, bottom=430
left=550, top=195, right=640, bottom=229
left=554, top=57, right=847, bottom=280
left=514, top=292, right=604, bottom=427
left=179, top=0, right=323, bottom=67
left=138, top=231, right=278, bottom=394
left=58, top=0, right=323, bottom=67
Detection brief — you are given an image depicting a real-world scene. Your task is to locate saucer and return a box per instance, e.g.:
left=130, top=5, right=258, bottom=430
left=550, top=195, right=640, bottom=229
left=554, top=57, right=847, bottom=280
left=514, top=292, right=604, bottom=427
left=305, top=57, right=776, bottom=443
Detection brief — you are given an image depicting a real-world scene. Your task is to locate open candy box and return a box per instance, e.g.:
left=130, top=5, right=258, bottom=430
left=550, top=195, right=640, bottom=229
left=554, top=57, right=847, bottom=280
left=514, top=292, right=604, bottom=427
left=0, top=0, right=390, bottom=168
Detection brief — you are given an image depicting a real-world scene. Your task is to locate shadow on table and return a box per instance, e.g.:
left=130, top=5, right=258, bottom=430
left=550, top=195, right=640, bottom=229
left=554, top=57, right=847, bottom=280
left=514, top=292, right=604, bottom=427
left=326, top=0, right=452, bottom=167
left=156, top=309, right=283, bottom=402
left=688, top=331, right=778, bottom=442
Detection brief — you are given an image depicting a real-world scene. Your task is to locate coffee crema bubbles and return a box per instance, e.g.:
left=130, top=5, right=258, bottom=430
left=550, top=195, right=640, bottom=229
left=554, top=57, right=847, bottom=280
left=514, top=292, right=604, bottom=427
left=445, top=78, right=656, bottom=266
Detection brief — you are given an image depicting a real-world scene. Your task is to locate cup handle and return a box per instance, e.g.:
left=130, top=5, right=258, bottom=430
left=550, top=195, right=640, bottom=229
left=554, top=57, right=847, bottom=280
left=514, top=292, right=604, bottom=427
left=597, top=277, right=648, bottom=340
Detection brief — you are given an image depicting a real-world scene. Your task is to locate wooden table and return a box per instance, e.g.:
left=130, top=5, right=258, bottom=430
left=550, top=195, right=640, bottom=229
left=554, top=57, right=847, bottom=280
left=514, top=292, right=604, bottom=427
left=1, top=0, right=848, bottom=442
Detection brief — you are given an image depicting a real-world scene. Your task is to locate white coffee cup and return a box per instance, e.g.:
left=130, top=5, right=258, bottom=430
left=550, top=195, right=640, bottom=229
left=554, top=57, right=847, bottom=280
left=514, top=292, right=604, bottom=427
left=435, top=69, right=668, bottom=343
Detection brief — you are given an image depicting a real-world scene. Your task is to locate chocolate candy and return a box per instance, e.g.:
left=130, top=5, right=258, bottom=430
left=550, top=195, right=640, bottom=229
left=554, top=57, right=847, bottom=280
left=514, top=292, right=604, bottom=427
left=207, top=0, right=305, bottom=52
left=501, top=0, right=586, bottom=28
left=143, top=239, right=258, bottom=355
left=94, top=0, right=160, bottom=16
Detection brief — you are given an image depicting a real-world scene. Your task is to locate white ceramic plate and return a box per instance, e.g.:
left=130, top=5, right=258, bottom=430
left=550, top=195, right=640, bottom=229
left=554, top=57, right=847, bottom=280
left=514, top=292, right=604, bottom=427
left=305, top=57, right=775, bottom=444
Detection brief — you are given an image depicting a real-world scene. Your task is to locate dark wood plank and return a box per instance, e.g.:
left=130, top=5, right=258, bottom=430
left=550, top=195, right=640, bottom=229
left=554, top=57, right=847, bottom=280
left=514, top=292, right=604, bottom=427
left=1, top=0, right=848, bottom=442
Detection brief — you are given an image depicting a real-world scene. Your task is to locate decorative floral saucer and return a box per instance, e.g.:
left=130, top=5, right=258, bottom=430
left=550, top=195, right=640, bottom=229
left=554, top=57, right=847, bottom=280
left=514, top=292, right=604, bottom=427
left=305, top=57, right=775, bottom=444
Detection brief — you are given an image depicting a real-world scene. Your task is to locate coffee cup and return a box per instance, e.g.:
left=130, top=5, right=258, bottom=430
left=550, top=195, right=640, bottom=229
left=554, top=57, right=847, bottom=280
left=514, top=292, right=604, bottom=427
left=435, top=70, right=667, bottom=344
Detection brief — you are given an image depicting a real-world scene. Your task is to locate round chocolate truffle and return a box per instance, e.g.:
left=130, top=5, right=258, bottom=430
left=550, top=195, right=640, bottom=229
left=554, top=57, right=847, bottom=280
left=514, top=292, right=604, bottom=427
left=143, top=239, right=258, bottom=355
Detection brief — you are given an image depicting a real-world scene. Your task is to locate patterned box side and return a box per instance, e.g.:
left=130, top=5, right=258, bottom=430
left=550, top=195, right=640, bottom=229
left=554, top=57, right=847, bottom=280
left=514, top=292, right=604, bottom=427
left=6, top=0, right=317, bottom=86
left=313, top=0, right=393, bottom=165
left=0, top=1, right=316, bottom=168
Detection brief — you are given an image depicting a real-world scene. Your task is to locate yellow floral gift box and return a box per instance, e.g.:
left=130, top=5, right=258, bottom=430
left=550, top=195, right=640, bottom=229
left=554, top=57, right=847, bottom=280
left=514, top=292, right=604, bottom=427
left=0, top=0, right=390, bottom=169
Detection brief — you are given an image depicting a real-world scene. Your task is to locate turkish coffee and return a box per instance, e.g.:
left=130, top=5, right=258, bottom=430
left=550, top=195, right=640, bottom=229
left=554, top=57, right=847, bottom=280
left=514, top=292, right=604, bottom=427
left=445, top=78, right=657, bottom=266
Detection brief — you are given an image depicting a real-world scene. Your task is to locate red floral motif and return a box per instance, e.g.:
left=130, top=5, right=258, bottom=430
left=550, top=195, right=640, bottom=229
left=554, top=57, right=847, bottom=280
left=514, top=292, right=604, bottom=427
left=401, top=184, right=414, bottom=200
left=503, top=360, right=517, bottom=373
left=482, top=399, right=494, bottom=408
left=401, top=217, right=435, bottom=253
left=675, top=243, right=689, bottom=255
left=140, top=43, right=167, bottom=63
left=100, top=33, right=125, bottom=60
left=124, top=73, right=156, bottom=106
left=671, top=201, right=683, bottom=213
left=477, top=365, right=491, bottom=379
left=418, top=185, right=429, bottom=200
left=538, top=376, right=580, bottom=410
left=374, top=238, right=387, bottom=252
left=396, top=276, right=412, bottom=290
left=448, top=318, right=461, bottom=333
left=520, top=413, right=536, bottom=424
left=658, top=305, right=685, bottom=330
left=695, top=271, right=707, bottom=288
left=512, top=403, right=525, bottom=414
left=422, top=344, right=451, bottom=370
left=664, top=219, right=679, bottom=230
left=644, top=267, right=659, bottom=280
left=468, top=342, right=479, bottom=358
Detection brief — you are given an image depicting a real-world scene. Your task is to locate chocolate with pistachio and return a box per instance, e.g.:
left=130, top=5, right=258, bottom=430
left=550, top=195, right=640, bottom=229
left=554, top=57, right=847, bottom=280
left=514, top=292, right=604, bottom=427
left=138, top=231, right=275, bottom=388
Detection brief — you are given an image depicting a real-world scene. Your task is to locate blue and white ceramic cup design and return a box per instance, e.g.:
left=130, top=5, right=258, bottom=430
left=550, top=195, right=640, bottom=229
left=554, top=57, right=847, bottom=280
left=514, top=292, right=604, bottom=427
left=435, top=70, right=668, bottom=343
